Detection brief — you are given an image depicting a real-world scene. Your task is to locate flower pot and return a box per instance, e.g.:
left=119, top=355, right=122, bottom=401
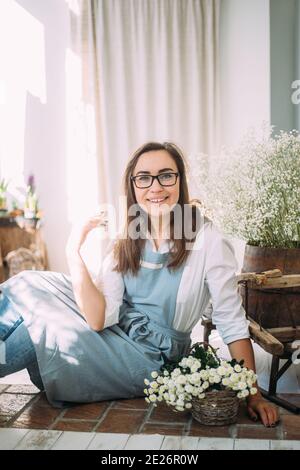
left=191, top=390, right=239, bottom=426
left=0, top=196, right=7, bottom=211
left=0, top=209, right=8, bottom=218
left=240, top=245, right=300, bottom=328
left=15, top=215, right=41, bottom=233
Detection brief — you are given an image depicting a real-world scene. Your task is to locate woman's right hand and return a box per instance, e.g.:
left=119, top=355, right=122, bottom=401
left=65, top=212, right=108, bottom=256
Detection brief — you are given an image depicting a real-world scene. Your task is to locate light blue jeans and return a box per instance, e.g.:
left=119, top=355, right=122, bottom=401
left=0, top=293, right=44, bottom=390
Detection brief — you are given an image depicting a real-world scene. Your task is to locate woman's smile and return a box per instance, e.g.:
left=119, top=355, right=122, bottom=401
left=146, top=196, right=169, bottom=204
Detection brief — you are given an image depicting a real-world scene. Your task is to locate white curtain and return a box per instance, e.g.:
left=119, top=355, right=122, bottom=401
left=67, top=0, right=220, bottom=211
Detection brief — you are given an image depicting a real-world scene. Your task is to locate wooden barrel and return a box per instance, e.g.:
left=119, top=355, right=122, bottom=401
left=240, top=245, right=300, bottom=328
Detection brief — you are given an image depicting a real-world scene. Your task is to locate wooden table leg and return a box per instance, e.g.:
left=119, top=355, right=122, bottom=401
left=259, top=355, right=300, bottom=413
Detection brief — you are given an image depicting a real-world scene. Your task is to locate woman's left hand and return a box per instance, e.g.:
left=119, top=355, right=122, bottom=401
left=66, top=212, right=108, bottom=256
left=247, top=395, right=279, bottom=427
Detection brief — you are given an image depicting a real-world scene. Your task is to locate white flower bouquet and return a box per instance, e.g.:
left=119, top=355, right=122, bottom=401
left=144, top=343, right=257, bottom=425
left=192, top=127, right=300, bottom=249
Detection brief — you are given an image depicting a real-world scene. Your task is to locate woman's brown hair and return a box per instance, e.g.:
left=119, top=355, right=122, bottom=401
left=113, top=142, right=202, bottom=275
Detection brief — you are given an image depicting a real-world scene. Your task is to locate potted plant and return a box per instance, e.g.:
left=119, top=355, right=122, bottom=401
left=24, top=174, right=38, bottom=218
left=23, top=174, right=42, bottom=230
left=0, top=178, right=9, bottom=216
left=9, top=200, right=24, bottom=218
left=193, top=127, right=300, bottom=328
left=144, top=343, right=257, bottom=426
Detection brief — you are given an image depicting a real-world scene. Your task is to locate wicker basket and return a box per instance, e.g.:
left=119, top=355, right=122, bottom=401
left=191, top=390, right=239, bottom=426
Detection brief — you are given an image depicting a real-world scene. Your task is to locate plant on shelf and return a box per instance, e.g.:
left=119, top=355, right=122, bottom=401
left=9, top=200, right=24, bottom=218
left=24, top=174, right=40, bottom=220
left=16, top=174, right=43, bottom=231
left=0, top=178, right=9, bottom=215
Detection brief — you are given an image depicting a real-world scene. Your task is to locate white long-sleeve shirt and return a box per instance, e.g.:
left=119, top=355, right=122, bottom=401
left=94, top=220, right=250, bottom=345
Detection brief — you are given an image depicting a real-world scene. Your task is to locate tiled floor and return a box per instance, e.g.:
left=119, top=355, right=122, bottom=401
left=1, top=428, right=300, bottom=450
left=0, top=383, right=300, bottom=448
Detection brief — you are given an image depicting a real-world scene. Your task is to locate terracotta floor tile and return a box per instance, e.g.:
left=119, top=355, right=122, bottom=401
left=63, top=402, right=110, bottom=420
left=4, top=384, right=41, bottom=395
left=33, top=393, right=53, bottom=407
left=189, top=419, right=231, bottom=437
left=9, top=401, right=63, bottom=429
left=149, top=402, right=190, bottom=424
left=0, top=393, right=35, bottom=417
left=282, top=414, right=300, bottom=440
left=52, top=420, right=96, bottom=432
left=141, top=423, right=185, bottom=435
left=95, top=409, right=145, bottom=433
left=236, top=424, right=279, bottom=440
left=113, top=398, right=149, bottom=410
left=236, top=403, right=258, bottom=425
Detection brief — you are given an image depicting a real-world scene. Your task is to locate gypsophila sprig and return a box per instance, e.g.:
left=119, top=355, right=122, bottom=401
left=191, top=126, right=300, bottom=248
left=144, top=344, right=257, bottom=411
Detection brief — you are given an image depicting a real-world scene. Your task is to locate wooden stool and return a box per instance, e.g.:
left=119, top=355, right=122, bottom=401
left=202, top=269, right=300, bottom=413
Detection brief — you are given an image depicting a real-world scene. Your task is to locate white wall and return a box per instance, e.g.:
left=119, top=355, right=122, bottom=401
left=13, top=0, right=70, bottom=273
left=219, top=0, right=271, bottom=148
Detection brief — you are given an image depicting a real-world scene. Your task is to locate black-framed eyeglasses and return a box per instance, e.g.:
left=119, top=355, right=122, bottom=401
left=131, top=172, right=179, bottom=189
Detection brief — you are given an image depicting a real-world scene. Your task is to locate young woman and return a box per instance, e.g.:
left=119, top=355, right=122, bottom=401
left=0, top=142, right=278, bottom=426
